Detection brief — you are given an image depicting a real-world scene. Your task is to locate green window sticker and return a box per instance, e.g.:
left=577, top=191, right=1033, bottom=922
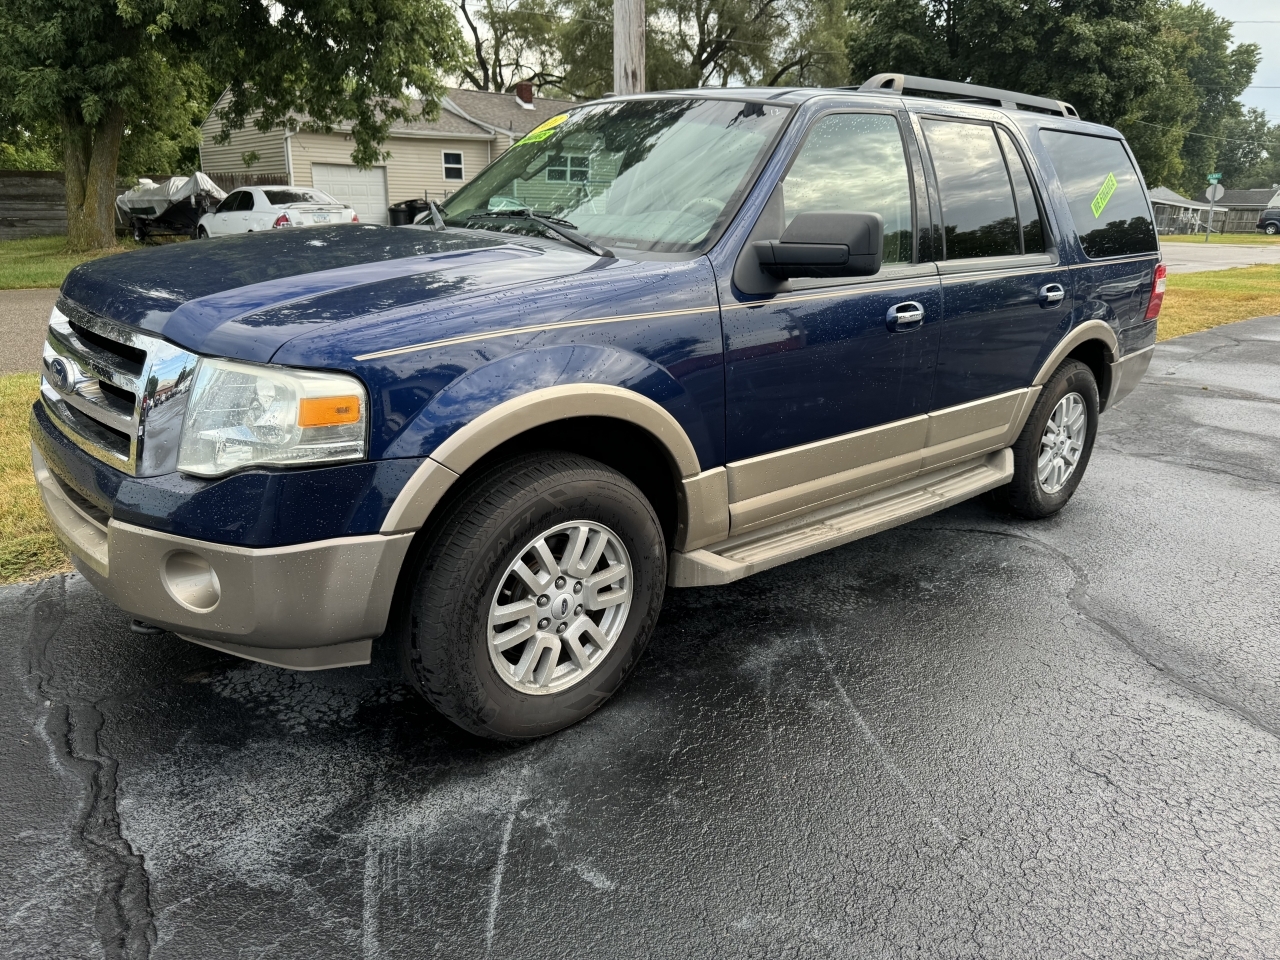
left=1091, top=172, right=1118, bottom=219
left=516, top=113, right=569, bottom=146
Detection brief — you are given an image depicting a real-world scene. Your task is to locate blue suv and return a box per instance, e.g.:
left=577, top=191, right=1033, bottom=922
left=31, top=74, right=1163, bottom=738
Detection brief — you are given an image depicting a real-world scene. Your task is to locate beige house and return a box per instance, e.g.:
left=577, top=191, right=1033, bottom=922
left=199, top=85, right=575, bottom=224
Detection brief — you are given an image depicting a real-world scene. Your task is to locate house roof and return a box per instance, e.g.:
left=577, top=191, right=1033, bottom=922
left=1198, top=187, right=1280, bottom=207
left=1150, top=186, right=1210, bottom=210
left=444, top=89, right=577, bottom=138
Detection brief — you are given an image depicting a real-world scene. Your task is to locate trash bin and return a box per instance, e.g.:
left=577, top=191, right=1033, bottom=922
left=388, top=198, right=432, bottom=226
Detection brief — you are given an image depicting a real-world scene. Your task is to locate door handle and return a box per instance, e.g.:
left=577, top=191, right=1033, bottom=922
left=886, top=301, right=925, bottom=331
left=1038, top=283, right=1065, bottom=307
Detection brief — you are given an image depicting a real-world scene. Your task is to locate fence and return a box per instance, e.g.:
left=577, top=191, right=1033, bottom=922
left=0, top=170, right=67, bottom=240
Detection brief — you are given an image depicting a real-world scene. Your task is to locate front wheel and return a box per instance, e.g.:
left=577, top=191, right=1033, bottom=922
left=999, top=359, right=1099, bottom=519
left=399, top=452, right=667, bottom=740
left=196, top=226, right=209, bottom=239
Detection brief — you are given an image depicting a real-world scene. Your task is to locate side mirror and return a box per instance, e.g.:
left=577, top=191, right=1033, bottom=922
left=753, top=212, right=884, bottom=279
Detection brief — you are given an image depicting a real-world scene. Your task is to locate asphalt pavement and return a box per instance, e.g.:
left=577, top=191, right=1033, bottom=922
left=3, top=317, right=1280, bottom=959
left=1158, top=239, right=1280, bottom=273
left=0, top=288, right=57, bottom=375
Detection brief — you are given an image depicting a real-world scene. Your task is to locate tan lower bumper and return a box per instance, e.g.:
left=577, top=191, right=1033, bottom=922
left=33, top=444, right=413, bottom=669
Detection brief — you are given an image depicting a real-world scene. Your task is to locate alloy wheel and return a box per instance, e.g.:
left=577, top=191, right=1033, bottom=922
left=1037, top=391, right=1087, bottom=494
left=487, top=521, right=633, bottom=695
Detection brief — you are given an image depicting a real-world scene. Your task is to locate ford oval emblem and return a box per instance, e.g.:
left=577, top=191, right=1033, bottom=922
left=48, top=357, right=71, bottom=391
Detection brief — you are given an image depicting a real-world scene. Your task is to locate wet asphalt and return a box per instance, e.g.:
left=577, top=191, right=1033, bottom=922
left=3, top=316, right=1280, bottom=959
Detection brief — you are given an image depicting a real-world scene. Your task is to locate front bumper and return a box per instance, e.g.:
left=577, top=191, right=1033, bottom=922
left=33, top=444, right=413, bottom=669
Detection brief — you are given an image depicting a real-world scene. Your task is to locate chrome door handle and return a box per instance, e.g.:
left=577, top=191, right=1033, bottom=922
left=1039, top=283, right=1065, bottom=307
left=886, top=301, right=925, bottom=331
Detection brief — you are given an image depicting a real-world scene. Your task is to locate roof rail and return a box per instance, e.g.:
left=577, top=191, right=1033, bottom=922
left=855, top=73, right=1080, bottom=119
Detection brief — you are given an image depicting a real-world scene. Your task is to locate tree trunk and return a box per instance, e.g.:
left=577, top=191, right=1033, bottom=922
left=63, top=105, right=125, bottom=252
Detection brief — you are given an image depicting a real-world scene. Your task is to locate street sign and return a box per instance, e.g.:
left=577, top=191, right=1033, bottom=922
left=1207, top=183, right=1226, bottom=202
left=1207, top=172, right=1223, bottom=183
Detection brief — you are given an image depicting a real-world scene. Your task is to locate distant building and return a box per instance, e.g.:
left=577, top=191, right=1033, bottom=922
left=198, top=83, right=574, bottom=225
left=1149, top=186, right=1213, bottom=235
left=1195, top=186, right=1280, bottom=234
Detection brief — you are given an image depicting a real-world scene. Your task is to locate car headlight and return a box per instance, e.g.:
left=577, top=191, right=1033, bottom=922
left=177, top=358, right=368, bottom=477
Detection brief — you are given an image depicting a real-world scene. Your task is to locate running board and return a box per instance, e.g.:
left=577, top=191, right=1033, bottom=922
left=669, top=449, right=1014, bottom=587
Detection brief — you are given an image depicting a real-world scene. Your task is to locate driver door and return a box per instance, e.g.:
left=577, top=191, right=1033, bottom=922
left=209, top=191, right=243, bottom=235
left=719, top=110, right=942, bottom=533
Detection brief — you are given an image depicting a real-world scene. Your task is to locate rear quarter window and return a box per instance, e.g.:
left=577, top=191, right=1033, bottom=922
left=1039, top=131, right=1157, bottom=259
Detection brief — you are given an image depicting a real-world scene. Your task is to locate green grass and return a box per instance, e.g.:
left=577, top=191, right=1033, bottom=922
left=0, top=236, right=141, bottom=290
left=1159, top=263, right=1280, bottom=340
left=0, top=374, right=70, bottom=584
left=1161, top=232, right=1280, bottom=245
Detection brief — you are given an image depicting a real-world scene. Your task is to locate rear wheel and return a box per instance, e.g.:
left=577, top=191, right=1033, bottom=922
left=131, top=222, right=147, bottom=243
left=1266, top=222, right=1279, bottom=236
left=399, top=452, right=667, bottom=740
left=999, top=359, right=1099, bottom=519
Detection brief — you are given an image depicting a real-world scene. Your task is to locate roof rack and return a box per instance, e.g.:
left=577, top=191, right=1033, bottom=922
left=855, top=73, right=1080, bottom=119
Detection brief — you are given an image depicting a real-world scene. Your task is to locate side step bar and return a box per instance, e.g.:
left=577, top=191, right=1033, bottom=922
left=669, top=449, right=1014, bottom=587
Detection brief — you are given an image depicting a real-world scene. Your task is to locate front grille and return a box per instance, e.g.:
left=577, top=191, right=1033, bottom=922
left=41, top=299, right=199, bottom=476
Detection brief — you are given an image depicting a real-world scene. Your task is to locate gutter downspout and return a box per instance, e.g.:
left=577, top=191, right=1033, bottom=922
left=283, top=129, right=295, bottom=186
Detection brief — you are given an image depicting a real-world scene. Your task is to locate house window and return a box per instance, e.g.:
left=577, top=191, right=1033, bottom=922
left=442, top=152, right=464, bottom=181
left=547, top=154, right=589, bottom=183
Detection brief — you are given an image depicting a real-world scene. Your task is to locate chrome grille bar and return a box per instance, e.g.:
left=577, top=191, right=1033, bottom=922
left=40, top=299, right=200, bottom=476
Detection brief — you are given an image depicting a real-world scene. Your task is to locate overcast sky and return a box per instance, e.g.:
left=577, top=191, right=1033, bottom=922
left=1206, top=0, right=1279, bottom=118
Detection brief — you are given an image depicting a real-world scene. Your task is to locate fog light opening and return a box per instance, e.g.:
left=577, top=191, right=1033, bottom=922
left=162, top=551, right=221, bottom=612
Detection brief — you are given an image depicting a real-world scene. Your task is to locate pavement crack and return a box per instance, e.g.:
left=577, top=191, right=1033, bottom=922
left=484, top=765, right=531, bottom=957
left=21, top=575, right=157, bottom=960
left=921, top=525, right=1280, bottom=745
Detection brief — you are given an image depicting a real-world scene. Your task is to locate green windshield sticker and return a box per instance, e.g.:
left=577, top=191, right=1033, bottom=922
left=1091, top=172, right=1118, bottom=219
left=516, top=113, right=569, bottom=146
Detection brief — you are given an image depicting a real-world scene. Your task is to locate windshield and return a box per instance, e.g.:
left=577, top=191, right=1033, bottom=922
left=441, top=97, right=792, bottom=255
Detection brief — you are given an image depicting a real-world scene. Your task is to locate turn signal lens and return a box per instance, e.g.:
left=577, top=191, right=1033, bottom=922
left=298, top=395, right=362, bottom=427
left=1144, top=262, right=1167, bottom=321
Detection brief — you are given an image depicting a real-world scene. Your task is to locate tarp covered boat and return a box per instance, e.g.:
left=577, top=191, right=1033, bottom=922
left=116, top=173, right=227, bottom=240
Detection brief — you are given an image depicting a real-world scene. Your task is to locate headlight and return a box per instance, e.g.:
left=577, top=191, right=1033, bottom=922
left=177, top=358, right=367, bottom=477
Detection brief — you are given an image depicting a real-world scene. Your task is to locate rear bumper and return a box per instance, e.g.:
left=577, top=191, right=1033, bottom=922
left=1107, top=344, right=1154, bottom=410
left=33, top=443, right=413, bottom=669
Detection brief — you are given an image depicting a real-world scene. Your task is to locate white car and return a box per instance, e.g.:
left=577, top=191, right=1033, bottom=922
left=196, top=186, right=358, bottom=237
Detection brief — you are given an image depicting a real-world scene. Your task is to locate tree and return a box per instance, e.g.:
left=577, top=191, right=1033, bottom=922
left=1217, top=110, right=1280, bottom=190
left=844, top=0, right=1263, bottom=194
left=456, top=0, right=566, bottom=92
left=0, top=0, right=466, bottom=250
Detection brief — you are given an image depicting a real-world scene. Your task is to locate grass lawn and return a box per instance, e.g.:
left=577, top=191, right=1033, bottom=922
left=1161, top=233, right=1280, bottom=245
left=1158, top=263, right=1280, bottom=340
left=0, top=236, right=141, bottom=290
left=0, top=374, right=70, bottom=584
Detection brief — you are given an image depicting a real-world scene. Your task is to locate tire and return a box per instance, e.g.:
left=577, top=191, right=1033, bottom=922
left=999, top=359, right=1099, bottom=520
left=399, top=452, right=667, bottom=740
left=196, top=227, right=209, bottom=239
left=1266, top=223, right=1279, bottom=236
left=131, top=223, right=146, bottom=243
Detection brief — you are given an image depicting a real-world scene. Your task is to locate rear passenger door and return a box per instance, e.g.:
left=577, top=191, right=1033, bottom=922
left=920, top=118, right=1071, bottom=417
left=1037, top=130, right=1161, bottom=353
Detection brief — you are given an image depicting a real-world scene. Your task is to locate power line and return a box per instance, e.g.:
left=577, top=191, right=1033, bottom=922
left=1128, top=117, right=1280, bottom=146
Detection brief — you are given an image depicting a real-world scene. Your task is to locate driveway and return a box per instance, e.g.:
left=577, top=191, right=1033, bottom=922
left=1159, top=239, right=1280, bottom=273
left=0, top=288, right=57, bottom=375
left=3, top=317, right=1280, bottom=959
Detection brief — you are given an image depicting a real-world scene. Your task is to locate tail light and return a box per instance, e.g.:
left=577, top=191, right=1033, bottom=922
left=350, top=212, right=359, bottom=223
left=1143, top=262, right=1166, bottom=321
left=272, top=213, right=292, bottom=228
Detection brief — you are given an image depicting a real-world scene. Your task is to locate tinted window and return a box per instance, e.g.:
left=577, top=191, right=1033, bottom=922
left=1040, top=131, right=1157, bottom=258
left=997, top=129, right=1046, bottom=254
left=214, top=191, right=242, bottom=214
left=782, top=113, right=913, bottom=263
left=263, top=188, right=336, bottom=205
left=234, top=191, right=256, bottom=212
left=922, top=120, right=1019, bottom=259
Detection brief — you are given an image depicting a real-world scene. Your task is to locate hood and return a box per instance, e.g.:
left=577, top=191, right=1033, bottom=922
left=60, top=225, right=610, bottom=363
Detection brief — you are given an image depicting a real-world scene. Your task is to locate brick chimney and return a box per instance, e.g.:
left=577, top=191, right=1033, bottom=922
left=514, top=81, right=534, bottom=105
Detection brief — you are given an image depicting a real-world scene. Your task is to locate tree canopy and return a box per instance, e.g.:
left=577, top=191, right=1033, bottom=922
left=0, top=0, right=466, bottom=248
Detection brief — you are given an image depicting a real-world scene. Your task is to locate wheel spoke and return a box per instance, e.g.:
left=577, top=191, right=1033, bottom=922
left=511, top=559, right=547, bottom=596
left=513, top=632, right=560, bottom=685
left=561, top=524, right=593, bottom=576
left=492, top=619, right=536, bottom=653
left=585, top=564, right=630, bottom=610
left=490, top=597, right=537, bottom=630
left=530, top=538, right=560, bottom=581
left=567, top=529, right=608, bottom=578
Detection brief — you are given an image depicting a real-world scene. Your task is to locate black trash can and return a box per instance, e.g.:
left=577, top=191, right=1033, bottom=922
left=388, top=198, right=433, bottom=226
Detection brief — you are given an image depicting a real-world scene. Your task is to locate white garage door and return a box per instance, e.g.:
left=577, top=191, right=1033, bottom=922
left=310, top=163, right=389, bottom=225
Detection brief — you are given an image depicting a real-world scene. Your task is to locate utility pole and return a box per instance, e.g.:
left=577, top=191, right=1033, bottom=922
left=613, top=0, right=645, bottom=95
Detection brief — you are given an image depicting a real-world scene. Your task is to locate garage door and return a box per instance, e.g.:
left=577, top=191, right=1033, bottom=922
left=310, top=163, right=389, bottom=225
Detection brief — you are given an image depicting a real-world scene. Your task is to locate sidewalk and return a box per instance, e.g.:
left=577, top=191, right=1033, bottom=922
left=0, top=289, right=57, bottom=375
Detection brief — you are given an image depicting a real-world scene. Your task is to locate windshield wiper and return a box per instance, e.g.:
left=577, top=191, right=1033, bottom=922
left=465, top=209, right=614, bottom=258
